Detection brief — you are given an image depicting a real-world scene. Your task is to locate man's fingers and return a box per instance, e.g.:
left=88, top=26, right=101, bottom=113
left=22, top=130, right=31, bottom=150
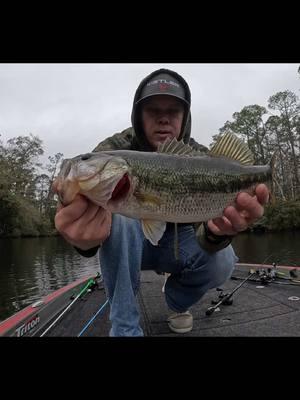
left=208, top=218, right=228, bottom=235
left=223, top=206, right=249, bottom=232
left=55, top=195, right=89, bottom=229
left=94, top=206, right=112, bottom=226
left=235, top=192, right=264, bottom=220
left=76, top=201, right=105, bottom=225
left=208, top=217, right=236, bottom=236
left=87, top=208, right=112, bottom=237
left=74, top=205, right=111, bottom=238
left=255, top=183, right=270, bottom=205
left=207, top=185, right=270, bottom=237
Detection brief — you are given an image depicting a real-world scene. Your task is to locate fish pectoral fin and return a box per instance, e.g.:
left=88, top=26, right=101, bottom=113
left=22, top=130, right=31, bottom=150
left=141, top=220, right=166, bottom=245
left=135, top=192, right=162, bottom=206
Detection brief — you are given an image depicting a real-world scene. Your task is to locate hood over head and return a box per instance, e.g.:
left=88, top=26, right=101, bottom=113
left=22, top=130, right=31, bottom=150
left=131, top=68, right=192, bottom=151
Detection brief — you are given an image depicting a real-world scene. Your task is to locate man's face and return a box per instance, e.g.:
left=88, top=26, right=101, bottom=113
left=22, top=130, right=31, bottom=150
left=141, top=95, right=185, bottom=150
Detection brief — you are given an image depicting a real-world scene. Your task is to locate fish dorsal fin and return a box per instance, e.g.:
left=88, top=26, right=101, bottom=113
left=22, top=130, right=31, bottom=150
left=157, top=138, right=196, bottom=156
left=141, top=219, right=166, bottom=245
left=209, top=132, right=254, bottom=165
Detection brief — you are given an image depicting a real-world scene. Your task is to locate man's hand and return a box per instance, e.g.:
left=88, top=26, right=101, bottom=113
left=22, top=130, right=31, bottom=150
left=207, top=184, right=269, bottom=237
left=54, top=195, right=112, bottom=251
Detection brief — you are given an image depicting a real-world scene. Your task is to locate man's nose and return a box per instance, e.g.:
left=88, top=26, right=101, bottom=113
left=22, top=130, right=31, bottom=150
left=157, top=114, right=170, bottom=124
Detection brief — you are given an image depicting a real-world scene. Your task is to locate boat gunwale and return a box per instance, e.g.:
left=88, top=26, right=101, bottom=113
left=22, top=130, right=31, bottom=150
left=0, top=274, right=96, bottom=337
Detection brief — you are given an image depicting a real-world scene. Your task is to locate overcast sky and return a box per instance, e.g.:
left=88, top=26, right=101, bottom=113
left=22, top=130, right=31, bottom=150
left=0, top=63, right=299, bottom=164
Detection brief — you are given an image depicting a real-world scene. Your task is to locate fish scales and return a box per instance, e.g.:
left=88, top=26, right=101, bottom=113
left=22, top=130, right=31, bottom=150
left=56, top=133, right=274, bottom=245
left=97, top=150, right=271, bottom=222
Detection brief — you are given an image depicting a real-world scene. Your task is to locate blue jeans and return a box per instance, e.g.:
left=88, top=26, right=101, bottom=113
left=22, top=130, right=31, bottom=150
left=100, top=214, right=237, bottom=336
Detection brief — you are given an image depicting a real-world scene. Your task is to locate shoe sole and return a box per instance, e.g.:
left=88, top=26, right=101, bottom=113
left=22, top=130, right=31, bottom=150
left=167, top=323, right=193, bottom=334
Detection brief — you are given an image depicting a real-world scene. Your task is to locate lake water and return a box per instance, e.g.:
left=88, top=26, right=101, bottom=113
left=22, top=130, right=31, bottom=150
left=0, top=231, right=299, bottom=322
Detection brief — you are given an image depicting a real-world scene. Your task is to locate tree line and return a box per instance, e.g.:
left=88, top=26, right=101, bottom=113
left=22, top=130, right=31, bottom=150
left=214, top=90, right=300, bottom=201
left=212, top=75, right=300, bottom=230
left=0, top=134, right=63, bottom=237
left=0, top=69, right=299, bottom=237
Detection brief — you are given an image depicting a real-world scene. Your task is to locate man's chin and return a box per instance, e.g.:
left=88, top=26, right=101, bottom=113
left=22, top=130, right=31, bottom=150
left=150, top=134, right=177, bottom=150
left=156, top=134, right=174, bottom=143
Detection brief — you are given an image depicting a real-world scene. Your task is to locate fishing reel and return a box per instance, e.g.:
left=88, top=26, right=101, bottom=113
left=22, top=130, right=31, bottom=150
left=250, top=268, right=273, bottom=284
left=206, top=271, right=257, bottom=316
left=211, top=288, right=233, bottom=306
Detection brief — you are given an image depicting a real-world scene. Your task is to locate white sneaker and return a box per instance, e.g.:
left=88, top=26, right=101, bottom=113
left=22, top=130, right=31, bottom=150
left=167, top=310, right=193, bottom=333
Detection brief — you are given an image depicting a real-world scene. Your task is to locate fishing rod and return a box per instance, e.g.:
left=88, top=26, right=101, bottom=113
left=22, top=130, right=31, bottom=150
left=231, top=263, right=300, bottom=286
left=231, top=273, right=300, bottom=286
left=206, top=271, right=257, bottom=316
left=204, top=253, right=299, bottom=317
left=39, top=277, right=97, bottom=337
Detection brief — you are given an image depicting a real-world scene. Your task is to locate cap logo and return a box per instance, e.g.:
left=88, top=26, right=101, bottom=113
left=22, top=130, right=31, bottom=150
left=159, top=82, right=169, bottom=91
left=147, top=79, right=180, bottom=89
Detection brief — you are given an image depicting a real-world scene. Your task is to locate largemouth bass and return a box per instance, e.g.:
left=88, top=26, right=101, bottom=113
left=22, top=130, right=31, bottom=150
left=56, top=133, right=274, bottom=245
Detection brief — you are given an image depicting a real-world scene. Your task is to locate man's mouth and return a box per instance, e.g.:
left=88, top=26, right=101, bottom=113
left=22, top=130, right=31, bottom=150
left=155, top=131, right=173, bottom=137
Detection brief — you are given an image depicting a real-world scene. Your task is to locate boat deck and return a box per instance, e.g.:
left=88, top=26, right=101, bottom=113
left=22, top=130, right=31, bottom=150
left=45, top=264, right=300, bottom=337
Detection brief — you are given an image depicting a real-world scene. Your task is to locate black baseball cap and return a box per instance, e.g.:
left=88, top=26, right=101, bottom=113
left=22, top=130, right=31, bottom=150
left=135, top=72, right=189, bottom=105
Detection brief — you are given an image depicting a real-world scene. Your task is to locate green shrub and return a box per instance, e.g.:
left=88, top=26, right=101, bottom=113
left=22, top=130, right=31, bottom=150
left=252, top=200, right=300, bottom=231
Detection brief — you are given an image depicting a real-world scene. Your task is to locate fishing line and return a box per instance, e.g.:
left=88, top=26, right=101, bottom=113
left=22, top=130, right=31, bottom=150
left=174, top=223, right=179, bottom=260
left=77, top=299, right=109, bottom=337
left=39, top=278, right=95, bottom=337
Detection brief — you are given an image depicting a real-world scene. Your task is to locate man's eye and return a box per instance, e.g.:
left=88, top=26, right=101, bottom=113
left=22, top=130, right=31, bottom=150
left=145, top=108, right=156, bottom=113
left=144, top=107, right=182, bottom=115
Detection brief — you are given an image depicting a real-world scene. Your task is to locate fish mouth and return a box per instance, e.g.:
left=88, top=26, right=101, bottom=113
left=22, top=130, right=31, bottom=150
left=108, top=173, right=131, bottom=205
